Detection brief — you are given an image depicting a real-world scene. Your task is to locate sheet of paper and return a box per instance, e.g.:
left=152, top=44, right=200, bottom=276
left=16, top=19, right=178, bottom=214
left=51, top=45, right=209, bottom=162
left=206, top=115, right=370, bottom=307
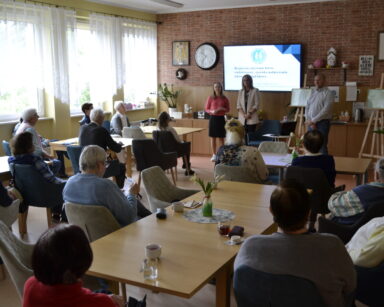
left=328, top=86, right=339, bottom=103
left=346, top=81, right=357, bottom=101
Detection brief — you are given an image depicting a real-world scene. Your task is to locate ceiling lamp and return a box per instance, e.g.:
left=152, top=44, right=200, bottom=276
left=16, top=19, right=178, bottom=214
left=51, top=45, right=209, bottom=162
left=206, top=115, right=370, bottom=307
left=150, top=0, right=184, bottom=8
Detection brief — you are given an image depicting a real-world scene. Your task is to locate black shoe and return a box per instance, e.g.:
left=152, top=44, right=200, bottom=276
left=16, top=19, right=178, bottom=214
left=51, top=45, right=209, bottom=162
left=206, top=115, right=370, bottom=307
left=182, top=163, right=191, bottom=169
left=184, top=169, right=195, bottom=176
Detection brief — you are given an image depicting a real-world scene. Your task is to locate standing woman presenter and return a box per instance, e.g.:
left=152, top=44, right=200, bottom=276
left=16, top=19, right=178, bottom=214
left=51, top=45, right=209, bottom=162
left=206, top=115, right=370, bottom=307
left=205, top=82, right=230, bottom=162
left=237, top=74, right=260, bottom=144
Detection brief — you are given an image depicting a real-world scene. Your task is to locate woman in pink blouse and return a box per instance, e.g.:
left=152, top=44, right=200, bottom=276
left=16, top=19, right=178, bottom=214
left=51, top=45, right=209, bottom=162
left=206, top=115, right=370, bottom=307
left=205, top=82, right=230, bottom=162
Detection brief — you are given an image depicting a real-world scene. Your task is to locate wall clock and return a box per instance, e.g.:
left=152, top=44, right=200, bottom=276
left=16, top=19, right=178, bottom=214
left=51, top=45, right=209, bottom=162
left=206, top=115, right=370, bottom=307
left=194, top=43, right=219, bottom=70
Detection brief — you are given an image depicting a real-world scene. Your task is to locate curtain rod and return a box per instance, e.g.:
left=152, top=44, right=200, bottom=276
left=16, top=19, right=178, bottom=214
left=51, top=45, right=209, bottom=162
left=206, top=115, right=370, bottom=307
left=21, top=0, right=160, bottom=24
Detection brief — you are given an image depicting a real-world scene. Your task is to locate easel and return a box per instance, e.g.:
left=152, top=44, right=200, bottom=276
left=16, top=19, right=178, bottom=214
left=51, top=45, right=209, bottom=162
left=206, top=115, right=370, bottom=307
left=359, top=76, right=384, bottom=159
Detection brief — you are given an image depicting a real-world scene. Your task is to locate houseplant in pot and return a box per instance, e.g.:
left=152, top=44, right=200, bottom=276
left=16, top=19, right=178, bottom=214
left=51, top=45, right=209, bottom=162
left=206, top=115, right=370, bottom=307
left=158, top=83, right=180, bottom=117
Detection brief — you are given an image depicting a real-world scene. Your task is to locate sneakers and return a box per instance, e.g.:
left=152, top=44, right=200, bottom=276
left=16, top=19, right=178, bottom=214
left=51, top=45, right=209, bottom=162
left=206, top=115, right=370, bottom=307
left=210, top=154, right=216, bottom=162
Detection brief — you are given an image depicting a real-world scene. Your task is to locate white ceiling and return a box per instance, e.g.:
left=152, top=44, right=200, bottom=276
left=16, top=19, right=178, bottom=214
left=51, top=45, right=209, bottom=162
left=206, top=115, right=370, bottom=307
left=86, top=0, right=339, bottom=14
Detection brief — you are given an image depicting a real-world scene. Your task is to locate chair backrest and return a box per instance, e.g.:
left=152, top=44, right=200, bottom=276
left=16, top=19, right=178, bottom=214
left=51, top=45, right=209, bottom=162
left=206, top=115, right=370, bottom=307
left=258, top=141, right=288, bottom=154
left=142, top=166, right=177, bottom=202
left=0, top=199, right=20, bottom=227
left=0, top=221, right=34, bottom=298
left=10, top=164, right=65, bottom=209
left=214, top=164, right=260, bottom=184
left=65, top=203, right=120, bottom=242
left=122, top=127, right=146, bottom=139
left=247, top=120, right=282, bottom=146
left=355, top=262, right=384, bottom=306
left=132, top=139, right=164, bottom=171
left=234, top=265, right=324, bottom=307
left=102, top=120, right=110, bottom=132
left=67, top=145, right=83, bottom=174
left=152, top=130, right=178, bottom=153
left=2, top=140, right=12, bottom=156
left=285, top=166, right=332, bottom=215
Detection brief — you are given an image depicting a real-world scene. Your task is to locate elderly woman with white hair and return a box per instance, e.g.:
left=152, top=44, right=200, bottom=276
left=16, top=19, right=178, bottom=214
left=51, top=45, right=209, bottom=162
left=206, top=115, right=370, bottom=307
left=215, top=118, right=268, bottom=183
left=328, top=158, right=384, bottom=225
left=15, top=108, right=63, bottom=176
left=110, top=101, right=130, bottom=135
left=63, top=145, right=151, bottom=226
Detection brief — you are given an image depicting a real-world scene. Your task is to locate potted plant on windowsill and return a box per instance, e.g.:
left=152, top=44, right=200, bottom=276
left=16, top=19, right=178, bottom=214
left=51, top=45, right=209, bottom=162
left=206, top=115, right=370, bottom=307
left=158, top=83, right=180, bottom=117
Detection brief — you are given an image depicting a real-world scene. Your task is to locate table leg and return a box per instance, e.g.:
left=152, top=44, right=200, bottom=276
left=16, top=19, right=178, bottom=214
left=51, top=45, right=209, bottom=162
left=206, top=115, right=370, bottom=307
left=215, top=262, right=232, bottom=307
left=183, top=135, right=187, bottom=142
left=356, top=174, right=362, bottom=186
left=126, top=146, right=132, bottom=178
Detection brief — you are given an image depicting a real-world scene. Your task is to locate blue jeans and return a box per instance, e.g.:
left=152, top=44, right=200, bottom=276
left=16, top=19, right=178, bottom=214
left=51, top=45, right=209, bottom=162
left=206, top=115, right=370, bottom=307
left=309, top=119, right=330, bottom=155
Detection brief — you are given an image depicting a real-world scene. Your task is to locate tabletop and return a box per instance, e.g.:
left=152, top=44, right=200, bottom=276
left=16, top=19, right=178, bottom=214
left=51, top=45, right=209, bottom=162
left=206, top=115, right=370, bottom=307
left=49, top=137, right=133, bottom=152
left=141, top=126, right=204, bottom=137
left=88, top=181, right=276, bottom=300
left=0, top=156, right=11, bottom=181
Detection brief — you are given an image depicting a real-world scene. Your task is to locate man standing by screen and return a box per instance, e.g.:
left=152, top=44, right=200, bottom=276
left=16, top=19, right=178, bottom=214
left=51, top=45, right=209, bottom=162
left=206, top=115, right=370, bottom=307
left=305, top=73, right=335, bottom=154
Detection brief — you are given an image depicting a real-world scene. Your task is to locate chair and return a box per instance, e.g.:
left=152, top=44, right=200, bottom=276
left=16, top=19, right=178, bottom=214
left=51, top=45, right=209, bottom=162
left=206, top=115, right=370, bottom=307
left=285, top=166, right=333, bottom=229
left=102, top=120, right=111, bottom=132
left=318, top=202, right=384, bottom=244
left=258, top=141, right=288, bottom=154
left=233, top=265, right=324, bottom=307
left=0, top=221, right=34, bottom=298
left=214, top=164, right=260, bottom=184
left=247, top=120, right=281, bottom=147
left=142, top=166, right=199, bottom=212
left=132, top=139, right=177, bottom=186
left=355, top=262, right=384, bottom=306
left=67, top=145, right=83, bottom=174
left=10, top=164, right=66, bottom=234
left=2, top=140, right=12, bottom=156
left=65, top=203, right=120, bottom=242
left=122, top=127, right=146, bottom=139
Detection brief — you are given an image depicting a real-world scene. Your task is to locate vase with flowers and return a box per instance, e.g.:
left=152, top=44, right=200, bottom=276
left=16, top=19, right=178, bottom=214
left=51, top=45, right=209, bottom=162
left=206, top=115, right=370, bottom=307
left=290, top=132, right=303, bottom=159
left=192, top=175, right=224, bottom=217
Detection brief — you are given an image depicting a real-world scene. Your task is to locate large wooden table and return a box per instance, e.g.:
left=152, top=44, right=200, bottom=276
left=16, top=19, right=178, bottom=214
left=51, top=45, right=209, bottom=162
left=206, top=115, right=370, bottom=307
left=88, top=181, right=276, bottom=307
left=261, top=152, right=372, bottom=185
left=0, top=156, right=11, bottom=181
left=141, top=126, right=204, bottom=141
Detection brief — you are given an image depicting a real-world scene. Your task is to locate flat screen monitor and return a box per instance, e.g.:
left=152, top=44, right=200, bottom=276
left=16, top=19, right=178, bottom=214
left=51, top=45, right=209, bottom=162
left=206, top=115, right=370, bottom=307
left=223, top=44, right=302, bottom=92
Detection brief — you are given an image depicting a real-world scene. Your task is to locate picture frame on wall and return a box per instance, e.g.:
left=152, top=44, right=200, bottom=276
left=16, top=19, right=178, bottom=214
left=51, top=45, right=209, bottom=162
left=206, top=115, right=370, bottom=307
left=172, top=41, right=190, bottom=66
left=358, top=55, right=374, bottom=76
left=378, top=31, right=384, bottom=61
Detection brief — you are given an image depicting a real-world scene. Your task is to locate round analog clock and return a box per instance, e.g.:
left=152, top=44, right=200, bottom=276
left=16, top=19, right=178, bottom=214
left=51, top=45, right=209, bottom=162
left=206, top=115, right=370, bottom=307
left=194, top=43, right=219, bottom=70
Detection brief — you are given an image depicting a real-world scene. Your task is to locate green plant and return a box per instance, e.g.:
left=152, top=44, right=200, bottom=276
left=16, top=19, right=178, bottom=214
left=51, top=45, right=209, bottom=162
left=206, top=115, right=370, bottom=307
left=373, top=129, right=384, bottom=134
left=158, top=83, right=180, bottom=108
left=191, top=175, right=224, bottom=197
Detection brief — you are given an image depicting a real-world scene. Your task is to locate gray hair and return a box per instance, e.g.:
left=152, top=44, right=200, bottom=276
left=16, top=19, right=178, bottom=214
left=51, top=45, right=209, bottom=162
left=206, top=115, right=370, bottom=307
left=375, top=158, right=384, bottom=180
left=22, top=108, right=38, bottom=122
left=79, top=145, right=106, bottom=172
left=114, top=101, right=125, bottom=112
left=90, top=108, right=104, bottom=123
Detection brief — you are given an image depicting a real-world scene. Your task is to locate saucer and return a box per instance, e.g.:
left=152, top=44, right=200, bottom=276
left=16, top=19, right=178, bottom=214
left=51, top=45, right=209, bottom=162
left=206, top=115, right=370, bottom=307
left=225, top=237, right=244, bottom=245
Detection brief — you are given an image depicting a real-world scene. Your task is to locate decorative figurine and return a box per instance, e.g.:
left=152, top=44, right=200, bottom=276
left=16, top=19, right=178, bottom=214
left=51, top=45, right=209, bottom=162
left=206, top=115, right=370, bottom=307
left=327, top=47, right=337, bottom=67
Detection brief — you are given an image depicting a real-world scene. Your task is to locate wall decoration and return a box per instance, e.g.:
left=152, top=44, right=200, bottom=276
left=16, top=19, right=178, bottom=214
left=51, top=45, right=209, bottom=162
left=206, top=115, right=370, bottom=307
left=175, top=68, right=187, bottom=80
left=358, top=55, right=374, bottom=76
left=378, top=31, right=384, bottom=61
left=194, top=42, right=219, bottom=70
left=172, top=41, right=190, bottom=66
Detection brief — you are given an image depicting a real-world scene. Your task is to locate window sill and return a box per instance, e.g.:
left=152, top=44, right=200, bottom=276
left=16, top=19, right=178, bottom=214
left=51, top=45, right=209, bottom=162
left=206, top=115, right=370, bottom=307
left=126, top=106, right=154, bottom=112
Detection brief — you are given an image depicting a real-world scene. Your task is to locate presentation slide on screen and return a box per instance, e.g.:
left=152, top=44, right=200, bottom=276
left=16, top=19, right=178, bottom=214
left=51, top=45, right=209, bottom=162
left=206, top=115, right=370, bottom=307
left=224, top=44, right=301, bottom=92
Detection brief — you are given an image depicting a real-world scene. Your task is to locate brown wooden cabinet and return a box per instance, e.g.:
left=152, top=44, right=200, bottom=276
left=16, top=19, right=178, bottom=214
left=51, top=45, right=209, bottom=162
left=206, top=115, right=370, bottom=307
left=173, top=119, right=210, bottom=155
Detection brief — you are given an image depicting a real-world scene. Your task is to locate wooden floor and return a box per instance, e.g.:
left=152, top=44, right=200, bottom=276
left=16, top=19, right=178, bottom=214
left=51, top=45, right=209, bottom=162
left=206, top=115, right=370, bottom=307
left=0, top=155, right=369, bottom=307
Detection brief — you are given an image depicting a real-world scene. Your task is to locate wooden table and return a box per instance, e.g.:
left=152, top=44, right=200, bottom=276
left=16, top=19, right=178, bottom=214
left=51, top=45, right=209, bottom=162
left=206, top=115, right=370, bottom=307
left=141, top=126, right=204, bottom=141
left=88, top=181, right=276, bottom=307
left=0, top=156, right=11, bottom=181
left=261, top=152, right=372, bottom=185
left=50, top=137, right=134, bottom=177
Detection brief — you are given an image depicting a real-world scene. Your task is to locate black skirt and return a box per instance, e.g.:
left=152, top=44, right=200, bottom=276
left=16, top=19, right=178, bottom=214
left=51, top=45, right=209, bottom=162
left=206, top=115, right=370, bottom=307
left=209, top=115, right=226, bottom=138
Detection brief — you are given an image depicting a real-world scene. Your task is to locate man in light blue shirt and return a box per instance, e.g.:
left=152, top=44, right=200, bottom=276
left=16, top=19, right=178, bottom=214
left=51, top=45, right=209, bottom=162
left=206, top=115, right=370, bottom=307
left=63, top=145, right=149, bottom=227
left=305, top=74, right=335, bottom=154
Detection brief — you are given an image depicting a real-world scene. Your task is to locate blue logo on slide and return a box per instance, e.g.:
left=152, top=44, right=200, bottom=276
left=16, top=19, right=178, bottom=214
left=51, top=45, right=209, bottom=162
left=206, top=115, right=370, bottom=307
left=252, top=49, right=266, bottom=64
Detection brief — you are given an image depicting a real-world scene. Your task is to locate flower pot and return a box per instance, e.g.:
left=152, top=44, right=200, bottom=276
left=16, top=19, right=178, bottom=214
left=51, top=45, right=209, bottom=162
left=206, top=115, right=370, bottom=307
left=202, top=196, right=213, bottom=217
left=168, top=107, right=177, bottom=117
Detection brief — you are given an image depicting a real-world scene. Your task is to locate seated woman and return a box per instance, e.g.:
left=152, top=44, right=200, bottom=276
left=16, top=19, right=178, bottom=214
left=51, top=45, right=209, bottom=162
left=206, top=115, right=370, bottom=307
left=157, top=111, right=194, bottom=176
left=110, top=101, right=130, bottom=135
left=291, top=130, right=336, bottom=187
left=23, top=224, right=123, bottom=307
left=215, top=118, right=268, bottom=183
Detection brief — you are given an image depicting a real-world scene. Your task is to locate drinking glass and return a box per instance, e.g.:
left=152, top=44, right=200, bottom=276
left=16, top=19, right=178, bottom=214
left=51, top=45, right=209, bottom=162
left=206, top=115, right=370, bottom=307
left=217, top=221, right=231, bottom=236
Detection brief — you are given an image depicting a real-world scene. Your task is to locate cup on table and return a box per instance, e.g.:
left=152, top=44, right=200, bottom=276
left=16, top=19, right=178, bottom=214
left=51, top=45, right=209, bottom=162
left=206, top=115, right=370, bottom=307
left=230, top=235, right=242, bottom=244
left=145, top=243, right=162, bottom=259
left=217, top=221, right=231, bottom=236
left=172, top=201, right=184, bottom=213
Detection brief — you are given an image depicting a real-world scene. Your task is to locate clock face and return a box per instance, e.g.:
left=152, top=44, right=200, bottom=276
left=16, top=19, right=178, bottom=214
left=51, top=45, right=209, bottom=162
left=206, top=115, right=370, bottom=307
left=195, top=43, right=219, bottom=70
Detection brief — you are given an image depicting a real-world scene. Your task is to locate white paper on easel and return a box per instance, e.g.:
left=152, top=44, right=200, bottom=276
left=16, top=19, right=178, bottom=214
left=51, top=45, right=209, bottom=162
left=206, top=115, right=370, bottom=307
left=328, top=86, right=339, bottom=102
left=346, top=82, right=357, bottom=101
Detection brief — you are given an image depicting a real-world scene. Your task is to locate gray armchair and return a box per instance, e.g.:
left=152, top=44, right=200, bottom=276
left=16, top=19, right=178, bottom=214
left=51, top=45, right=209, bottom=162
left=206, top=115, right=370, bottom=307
left=142, top=166, right=199, bottom=212
left=0, top=221, right=34, bottom=299
left=0, top=199, right=20, bottom=228
left=214, top=164, right=261, bottom=184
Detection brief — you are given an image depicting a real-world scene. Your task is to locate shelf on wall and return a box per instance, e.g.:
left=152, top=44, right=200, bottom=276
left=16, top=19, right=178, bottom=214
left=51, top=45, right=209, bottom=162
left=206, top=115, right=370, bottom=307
left=307, top=67, right=348, bottom=83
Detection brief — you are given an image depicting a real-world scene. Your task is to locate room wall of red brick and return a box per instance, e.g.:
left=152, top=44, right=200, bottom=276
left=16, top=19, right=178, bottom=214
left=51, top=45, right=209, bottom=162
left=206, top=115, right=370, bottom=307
left=157, top=0, right=384, bottom=88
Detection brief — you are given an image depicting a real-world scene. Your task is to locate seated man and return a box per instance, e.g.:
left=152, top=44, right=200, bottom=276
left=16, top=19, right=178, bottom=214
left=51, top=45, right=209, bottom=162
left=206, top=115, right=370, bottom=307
left=328, top=158, right=384, bottom=225
left=79, top=102, right=93, bottom=126
left=15, top=108, right=64, bottom=176
left=110, top=101, right=130, bottom=135
left=291, top=129, right=336, bottom=187
left=234, top=179, right=356, bottom=307
left=63, top=145, right=150, bottom=226
left=79, top=108, right=126, bottom=188
left=215, top=118, right=268, bottom=183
